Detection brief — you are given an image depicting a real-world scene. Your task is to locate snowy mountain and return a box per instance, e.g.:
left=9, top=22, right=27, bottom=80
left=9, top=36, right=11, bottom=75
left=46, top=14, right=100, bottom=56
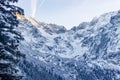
left=16, top=10, right=120, bottom=80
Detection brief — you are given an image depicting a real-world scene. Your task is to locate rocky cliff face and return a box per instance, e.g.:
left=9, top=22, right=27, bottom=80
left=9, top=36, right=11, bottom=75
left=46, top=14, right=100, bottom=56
left=18, top=10, right=120, bottom=80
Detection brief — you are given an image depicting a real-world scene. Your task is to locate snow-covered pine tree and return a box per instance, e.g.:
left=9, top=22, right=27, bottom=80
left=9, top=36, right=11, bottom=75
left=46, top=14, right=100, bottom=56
left=0, top=0, right=25, bottom=80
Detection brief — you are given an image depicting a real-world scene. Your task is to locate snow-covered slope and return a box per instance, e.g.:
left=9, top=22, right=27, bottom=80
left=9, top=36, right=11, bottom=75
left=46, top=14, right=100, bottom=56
left=18, top=11, right=120, bottom=80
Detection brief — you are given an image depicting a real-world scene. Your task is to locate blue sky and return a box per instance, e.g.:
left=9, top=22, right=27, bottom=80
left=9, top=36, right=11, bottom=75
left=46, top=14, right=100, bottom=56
left=17, top=0, right=120, bottom=29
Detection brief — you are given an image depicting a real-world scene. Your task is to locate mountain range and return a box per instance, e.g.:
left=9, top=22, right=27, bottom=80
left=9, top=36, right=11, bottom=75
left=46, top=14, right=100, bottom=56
left=16, top=10, right=120, bottom=80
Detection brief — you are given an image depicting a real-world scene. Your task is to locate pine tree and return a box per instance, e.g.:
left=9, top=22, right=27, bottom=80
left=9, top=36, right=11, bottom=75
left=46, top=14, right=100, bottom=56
left=0, top=0, right=25, bottom=80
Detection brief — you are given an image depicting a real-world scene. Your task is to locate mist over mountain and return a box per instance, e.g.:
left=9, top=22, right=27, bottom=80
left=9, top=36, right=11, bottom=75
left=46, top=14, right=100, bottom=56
left=0, top=0, right=120, bottom=80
